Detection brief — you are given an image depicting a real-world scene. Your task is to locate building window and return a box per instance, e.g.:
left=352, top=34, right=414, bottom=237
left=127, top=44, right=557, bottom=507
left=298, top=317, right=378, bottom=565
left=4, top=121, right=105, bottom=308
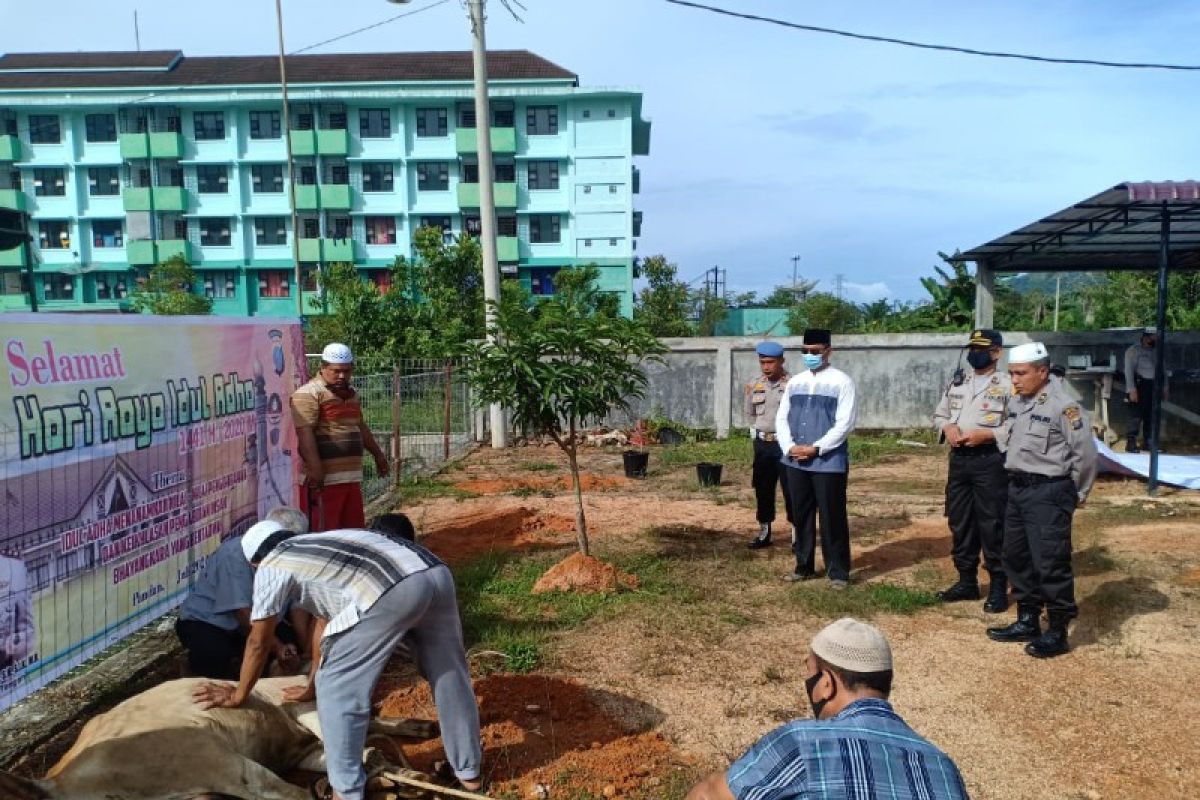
left=493, top=104, right=515, bottom=127
left=88, top=166, right=120, bottom=196
left=457, top=105, right=476, bottom=129
left=497, top=215, right=517, bottom=237
left=464, top=215, right=481, bottom=237
left=584, top=185, right=592, bottom=194
left=258, top=270, right=291, bottom=298
left=196, top=164, right=229, bottom=194
left=528, top=160, right=559, bottom=190
left=92, top=220, right=123, bottom=248
left=1, top=271, right=28, bottom=296
left=420, top=216, right=452, bottom=235
left=38, top=220, right=70, bottom=249
left=609, top=185, right=618, bottom=194
left=0, top=113, right=16, bottom=138
left=607, top=108, right=617, bottom=118
left=255, top=217, right=288, bottom=246
left=249, top=110, right=281, bottom=139
left=495, top=162, right=515, bottom=183
left=43, top=273, right=75, bottom=300
left=461, top=162, right=480, bottom=184
left=415, top=108, right=447, bottom=137
left=325, top=110, right=348, bottom=130
left=33, top=168, right=66, bottom=197
left=582, top=110, right=591, bottom=119
left=199, top=218, right=232, bottom=247
left=28, top=114, right=61, bottom=144
left=368, top=270, right=392, bottom=292
left=526, top=106, right=559, bottom=136
left=529, top=267, right=560, bottom=296
left=359, top=108, right=391, bottom=139
left=251, top=164, right=284, bottom=193
left=193, top=111, right=226, bottom=140
left=328, top=215, right=352, bottom=239
left=300, top=264, right=319, bottom=292
left=163, top=215, right=189, bottom=240
left=297, top=164, right=317, bottom=186
left=325, top=160, right=348, bottom=185
left=366, top=216, right=397, bottom=245
left=85, top=113, right=117, bottom=143
left=416, top=163, right=449, bottom=191
left=95, top=272, right=131, bottom=300
left=609, top=237, right=618, bottom=246
left=294, top=109, right=314, bottom=131
left=529, top=215, right=560, bottom=244
left=201, top=271, right=237, bottom=299
left=300, top=216, right=320, bottom=239
left=361, top=162, right=394, bottom=193
left=584, top=239, right=593, bottom=248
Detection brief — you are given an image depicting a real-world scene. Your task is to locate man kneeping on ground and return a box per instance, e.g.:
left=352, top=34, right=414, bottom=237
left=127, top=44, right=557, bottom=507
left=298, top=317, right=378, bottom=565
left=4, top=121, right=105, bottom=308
left=193, top=510, right=483, bottom=800
left=686, top=618, right=968, bottom=800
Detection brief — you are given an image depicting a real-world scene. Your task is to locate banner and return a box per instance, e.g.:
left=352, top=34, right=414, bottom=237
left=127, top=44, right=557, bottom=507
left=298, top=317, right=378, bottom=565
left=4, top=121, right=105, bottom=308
left=0, top=314, right=305, bottom=711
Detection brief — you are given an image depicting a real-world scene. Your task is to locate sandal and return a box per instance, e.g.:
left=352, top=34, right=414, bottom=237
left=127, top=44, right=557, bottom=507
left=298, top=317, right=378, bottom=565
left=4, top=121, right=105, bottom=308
left=309, top=775, right=333, bottom=800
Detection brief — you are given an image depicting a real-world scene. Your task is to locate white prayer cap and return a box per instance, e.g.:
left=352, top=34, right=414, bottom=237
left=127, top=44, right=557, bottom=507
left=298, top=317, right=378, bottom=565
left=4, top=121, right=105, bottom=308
left=811, top=618, right=893, bottom=673
left=1008, top=342, right=1049, bottom=364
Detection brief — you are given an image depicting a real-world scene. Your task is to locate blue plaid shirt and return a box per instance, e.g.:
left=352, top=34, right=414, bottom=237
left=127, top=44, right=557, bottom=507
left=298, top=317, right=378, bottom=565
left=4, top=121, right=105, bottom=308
left=726, top=699, right=969, bottom=800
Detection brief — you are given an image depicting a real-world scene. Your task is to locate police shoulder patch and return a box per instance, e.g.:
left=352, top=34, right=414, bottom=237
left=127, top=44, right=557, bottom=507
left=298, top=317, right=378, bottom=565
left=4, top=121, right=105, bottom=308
left=1063, top=405, right=1083, bottom=430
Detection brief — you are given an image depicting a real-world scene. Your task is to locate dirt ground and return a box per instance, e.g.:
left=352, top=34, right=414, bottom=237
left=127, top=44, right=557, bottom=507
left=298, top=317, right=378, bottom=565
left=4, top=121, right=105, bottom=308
left=387, top=442, right=1200, bottom=800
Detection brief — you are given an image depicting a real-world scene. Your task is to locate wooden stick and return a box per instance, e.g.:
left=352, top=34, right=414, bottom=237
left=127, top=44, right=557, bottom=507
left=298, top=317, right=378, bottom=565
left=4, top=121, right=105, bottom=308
left=379, top=769, right=494, bottom=800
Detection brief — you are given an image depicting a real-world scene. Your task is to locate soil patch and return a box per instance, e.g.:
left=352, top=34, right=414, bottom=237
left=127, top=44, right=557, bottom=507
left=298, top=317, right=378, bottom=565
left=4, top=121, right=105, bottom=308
left=375, top=674, right=676, bottom=798
left=454, top=473, right=628, bottom=495
left=419, top=506, right=575, bottom=565
left=531, top=553, right=639, bottom=595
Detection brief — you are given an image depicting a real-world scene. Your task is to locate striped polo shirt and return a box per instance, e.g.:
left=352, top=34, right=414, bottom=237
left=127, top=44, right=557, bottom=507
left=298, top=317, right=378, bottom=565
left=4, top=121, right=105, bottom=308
left=251, top=530, right=443, bottom=637
left=726, top=699, right=969, bottom=800
left=289, top=377, right=365, bottom=486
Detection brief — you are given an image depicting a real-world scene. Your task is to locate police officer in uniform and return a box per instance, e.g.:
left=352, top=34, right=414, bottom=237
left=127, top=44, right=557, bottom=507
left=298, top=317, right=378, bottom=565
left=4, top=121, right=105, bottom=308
left=745, top=342, right=796, bottom=548
left=1124, top=326, right=1166, bottom=454
left=987, top=342, right=1097, bottom=658
left=932, top=329, right=1012, bottom=613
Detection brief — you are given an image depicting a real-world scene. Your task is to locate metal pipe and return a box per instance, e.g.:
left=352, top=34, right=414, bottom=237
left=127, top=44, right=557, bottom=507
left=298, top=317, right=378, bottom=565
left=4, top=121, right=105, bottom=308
left=274, top=0, right=304, bottom=317
left=1148, top=202, right=1170, bottom=495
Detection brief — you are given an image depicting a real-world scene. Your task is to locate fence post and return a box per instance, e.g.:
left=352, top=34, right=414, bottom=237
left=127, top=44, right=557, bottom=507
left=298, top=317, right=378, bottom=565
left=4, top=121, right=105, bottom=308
left=392, top=365, right=402, bottom=489
left=443, top=360, right=453, bottom=461
left=714, top=342, right=733, bottom=439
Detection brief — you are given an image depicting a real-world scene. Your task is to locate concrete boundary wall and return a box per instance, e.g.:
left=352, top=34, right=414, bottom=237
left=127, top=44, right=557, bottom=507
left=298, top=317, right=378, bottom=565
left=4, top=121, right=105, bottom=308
left=619, top=332, right=1200, bottom=442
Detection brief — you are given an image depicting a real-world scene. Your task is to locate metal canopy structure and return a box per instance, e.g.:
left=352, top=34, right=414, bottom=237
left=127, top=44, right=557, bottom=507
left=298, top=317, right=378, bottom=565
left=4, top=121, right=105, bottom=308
left=959, top=180, right=1200, bottom=494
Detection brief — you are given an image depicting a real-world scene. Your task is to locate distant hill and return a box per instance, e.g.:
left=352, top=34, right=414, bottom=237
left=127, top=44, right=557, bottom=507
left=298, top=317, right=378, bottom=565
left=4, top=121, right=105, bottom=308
left=998, top=272, right=1104, bottom=294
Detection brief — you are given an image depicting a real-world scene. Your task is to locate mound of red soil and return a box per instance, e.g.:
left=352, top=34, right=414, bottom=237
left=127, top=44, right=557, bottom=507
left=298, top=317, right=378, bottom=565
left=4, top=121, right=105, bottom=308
left=419, top=507, right=575, bottom=565
left=374, top=674, right=676, bottom=798
left=531, top=552, right=639, bottom=595
left=454, top=473, right=628, bottom=495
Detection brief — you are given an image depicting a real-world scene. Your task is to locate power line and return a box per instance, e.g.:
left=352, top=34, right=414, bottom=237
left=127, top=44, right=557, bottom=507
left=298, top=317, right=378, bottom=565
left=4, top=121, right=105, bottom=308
left=663, top=0, right=1200, bottom=72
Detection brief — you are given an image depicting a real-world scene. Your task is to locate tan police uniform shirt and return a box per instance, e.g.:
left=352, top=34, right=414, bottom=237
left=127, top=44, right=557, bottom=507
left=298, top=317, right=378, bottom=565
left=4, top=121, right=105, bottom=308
left=744, top=373, right=789, bottom=439
left=932, top=370, right=1013, bottom=449
left=1002, top=379, right=1099, bottom=500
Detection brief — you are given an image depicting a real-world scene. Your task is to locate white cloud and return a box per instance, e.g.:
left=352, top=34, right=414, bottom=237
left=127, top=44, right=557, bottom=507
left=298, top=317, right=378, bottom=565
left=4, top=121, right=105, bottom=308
left=842, top=281, right=892, bottom=302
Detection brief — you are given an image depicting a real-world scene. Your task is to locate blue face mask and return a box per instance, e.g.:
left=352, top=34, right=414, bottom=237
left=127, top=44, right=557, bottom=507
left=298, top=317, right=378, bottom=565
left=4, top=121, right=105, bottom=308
left=802, top=353, right=824, bottom=370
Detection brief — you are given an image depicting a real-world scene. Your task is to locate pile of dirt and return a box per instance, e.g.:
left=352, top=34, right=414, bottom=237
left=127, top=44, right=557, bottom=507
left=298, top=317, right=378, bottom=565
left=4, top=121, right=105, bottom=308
left=374, top=674, right=677, bottom=798
left=532, top=553, right=640, bottom=595
left=454, top=473, right=628, bottom=495
left=419, top=507, right=575, bottom=565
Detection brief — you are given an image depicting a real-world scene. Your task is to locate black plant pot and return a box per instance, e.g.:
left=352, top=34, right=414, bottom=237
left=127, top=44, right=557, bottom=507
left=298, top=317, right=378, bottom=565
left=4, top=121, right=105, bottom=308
left=658, top=427, right=684, bottom=445
left=696, top=462, right=723, bottom=487
left=622, top=450, right=649, bottom=478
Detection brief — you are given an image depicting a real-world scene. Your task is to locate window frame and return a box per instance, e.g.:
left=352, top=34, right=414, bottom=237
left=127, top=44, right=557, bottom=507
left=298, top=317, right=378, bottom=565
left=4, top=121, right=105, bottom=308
left=33, top=168, right=66, bottom=197
left=84, top=113, right=117, bottom=143
left=358, top=108, right=392, bottom=139
left=248, top=110, right=281, bottom=140
left=526, top=106, right=559, bottom=136
left=193, top=111, right=227, bottom=141
left=529, top=215, right=561, bottom=244
left=196, top=164, right=229, bottom=194
left=527, top=160, right=560, bottom=191
left=415, top=108, right=448, bottom=137
left=361, top=162, right=395, bottom=193
left=416, top=162, right=449, bottom=191
left=254, top=216, right=288, bottom=247
left=91, top=219, right=124, bottom=248
left=251, top=164, right=285, bottom=194
left=87, top=166, right=121, bottom=197
left=28, top=114, right=61, bottom=144
left=365, top=215, right=397, bottom=245
left=199, top=218, right=233, bottom=247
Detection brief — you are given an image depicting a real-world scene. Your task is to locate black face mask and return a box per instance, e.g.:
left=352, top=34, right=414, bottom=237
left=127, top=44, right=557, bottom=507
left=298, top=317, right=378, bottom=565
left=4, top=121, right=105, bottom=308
left=805, top=671, right=836, bottom=719
left=966, top=350, right=994, bottom=370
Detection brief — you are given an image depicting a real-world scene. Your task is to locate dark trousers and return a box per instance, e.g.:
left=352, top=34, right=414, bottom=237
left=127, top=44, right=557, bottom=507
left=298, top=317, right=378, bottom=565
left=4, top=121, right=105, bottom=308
left=945, top=447, right=1007, bottom=579
left=787, top=468, right=851, bottom=581
left=1003, top=479, right=1078, bottom=619
left=176, top=617, right=299, bottom=679
left=751, top=438, right=795, bottom=525
left=1127, top=378, right=1156, bottom=443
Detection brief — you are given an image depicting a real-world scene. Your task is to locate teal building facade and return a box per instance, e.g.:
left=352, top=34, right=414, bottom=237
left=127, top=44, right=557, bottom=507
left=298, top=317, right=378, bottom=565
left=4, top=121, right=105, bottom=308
left=0, top=50, right=650, bottom=316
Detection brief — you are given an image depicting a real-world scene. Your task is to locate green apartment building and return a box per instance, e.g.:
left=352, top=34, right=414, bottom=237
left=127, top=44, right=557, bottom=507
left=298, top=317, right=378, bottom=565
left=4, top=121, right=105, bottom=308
left=0, top=49, right=649, bottom=316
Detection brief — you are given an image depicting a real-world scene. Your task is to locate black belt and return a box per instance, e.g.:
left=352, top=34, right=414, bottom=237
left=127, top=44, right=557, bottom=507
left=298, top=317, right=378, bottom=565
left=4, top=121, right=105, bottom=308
left=950, top=443, right=1000, bottom=458
left=753, top=431, right=778, bottom=442
left=1007, top=470, right=1071, bottom=488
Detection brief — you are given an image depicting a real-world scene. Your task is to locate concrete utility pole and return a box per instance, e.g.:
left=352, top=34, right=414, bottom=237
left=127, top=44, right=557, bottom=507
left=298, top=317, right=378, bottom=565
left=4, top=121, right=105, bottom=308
left=274, top=0, right=304, bottom=317
left=467, top=0, right=507, bottom=448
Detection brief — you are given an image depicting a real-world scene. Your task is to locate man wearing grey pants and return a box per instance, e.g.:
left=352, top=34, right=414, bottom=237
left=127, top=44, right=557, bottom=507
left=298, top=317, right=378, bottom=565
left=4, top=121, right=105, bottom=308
left=194, top=514, right=482, bottom=800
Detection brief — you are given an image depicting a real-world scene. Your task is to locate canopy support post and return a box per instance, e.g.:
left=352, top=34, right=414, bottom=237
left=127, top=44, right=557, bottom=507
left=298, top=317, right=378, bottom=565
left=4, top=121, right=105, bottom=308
left=1148, top=201, right=1170, bottom=496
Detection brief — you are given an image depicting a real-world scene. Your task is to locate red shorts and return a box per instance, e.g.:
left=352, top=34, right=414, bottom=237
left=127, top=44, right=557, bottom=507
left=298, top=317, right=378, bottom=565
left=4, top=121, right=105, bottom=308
left=298, top=482, right=365, bottom=532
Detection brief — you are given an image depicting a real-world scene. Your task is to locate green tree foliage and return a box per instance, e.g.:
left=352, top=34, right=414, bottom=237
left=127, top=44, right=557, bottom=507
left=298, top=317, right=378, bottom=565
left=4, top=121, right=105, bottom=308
left=785, top=291, right=862, bottom=333
left=691, top=290, right=729, bottom=336
left=129, top=254, right=213, bottom=315
left=918, top=252, right=975, bottom=328
left=634, top=254, right=692, bottom=336
left=467, top=267, right=665, bottom=555
left=763, top=280, right=818, bottom=307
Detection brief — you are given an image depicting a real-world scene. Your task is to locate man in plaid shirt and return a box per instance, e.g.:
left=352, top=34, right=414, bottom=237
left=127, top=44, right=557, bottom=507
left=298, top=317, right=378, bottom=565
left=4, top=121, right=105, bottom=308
left=686, top=619, right=969, bottom=800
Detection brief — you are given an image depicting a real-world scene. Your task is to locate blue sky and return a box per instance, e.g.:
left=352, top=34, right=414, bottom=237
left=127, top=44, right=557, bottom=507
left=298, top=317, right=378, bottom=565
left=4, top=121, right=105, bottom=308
left=9, top=0, right=1199, bottom=302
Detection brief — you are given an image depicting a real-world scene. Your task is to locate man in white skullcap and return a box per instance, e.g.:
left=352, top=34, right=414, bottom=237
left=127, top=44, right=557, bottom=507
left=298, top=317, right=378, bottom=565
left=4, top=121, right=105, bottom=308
left=290, top=343, right=389, bottom=531
left=686, top=618, right=968, bottom=800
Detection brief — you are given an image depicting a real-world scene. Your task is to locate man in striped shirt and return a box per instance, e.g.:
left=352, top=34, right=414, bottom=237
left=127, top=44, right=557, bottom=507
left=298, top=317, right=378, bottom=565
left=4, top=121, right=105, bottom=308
left=686, top=619, right=969, bottom=800
left=193, top=511, right=483, bottom=800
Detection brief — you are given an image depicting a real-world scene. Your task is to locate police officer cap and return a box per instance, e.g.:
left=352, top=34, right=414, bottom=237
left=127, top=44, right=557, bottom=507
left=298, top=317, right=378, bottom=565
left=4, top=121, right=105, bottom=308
left=241, top=519, right=284, bottom=563
left=803, top=329, right=832, bottom=346
left=756, top=341, right=784, bottom=358
left=1009, top=342, right=1049, bottom=364
left=968, top=329, right=1002, bottom=347
left=321, top=342, right=354, bottom=364
left=811, top=618, right=893, bottom=673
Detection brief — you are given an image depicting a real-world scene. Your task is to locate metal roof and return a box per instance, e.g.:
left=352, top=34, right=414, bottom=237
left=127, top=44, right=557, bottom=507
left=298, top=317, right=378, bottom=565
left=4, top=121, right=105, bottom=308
left=958, top=181, right=1200, bottom=272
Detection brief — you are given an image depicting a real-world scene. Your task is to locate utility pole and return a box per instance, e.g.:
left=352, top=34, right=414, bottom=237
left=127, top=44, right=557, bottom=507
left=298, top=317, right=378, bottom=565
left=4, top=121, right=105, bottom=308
left=791, top=254, right=801, bottom=293
left=835, top=273, right=845, bottom=303
left=274, top=0, right=304, bottom=317
left=468, top=0, right=507, bottom=448
left=1053, top=274, right=1061, bottom=331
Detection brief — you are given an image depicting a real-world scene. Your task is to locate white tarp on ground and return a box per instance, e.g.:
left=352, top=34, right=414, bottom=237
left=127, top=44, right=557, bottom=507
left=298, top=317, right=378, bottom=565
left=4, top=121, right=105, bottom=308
left=1096, top=439, right=1200, bottom=490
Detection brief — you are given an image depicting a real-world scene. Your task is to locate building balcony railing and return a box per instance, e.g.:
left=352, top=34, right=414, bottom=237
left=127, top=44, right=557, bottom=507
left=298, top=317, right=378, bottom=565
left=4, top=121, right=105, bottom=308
left=127, top=239, right=192, bottom=265
left=121, top=131, right=185, bottom=160
left=496, top=235, right=519, bottom=262
left=295, top=184, right=352, bottom=211
left=0, top=135, right=22, bottom=162
left=290, top=129, right=351, bottom=157
left=119, top=133, right=149, bottom=160
left=456, top=181, right=517, bottom=209
left=298, top=237, right=354, bottom=262
left=455, top=127, right=517, bottom=155
left=0, top=247, right=24, bottom=267
left=0, top=188, right=27, bottom=211
left=122, top=186, right=189, bottom=213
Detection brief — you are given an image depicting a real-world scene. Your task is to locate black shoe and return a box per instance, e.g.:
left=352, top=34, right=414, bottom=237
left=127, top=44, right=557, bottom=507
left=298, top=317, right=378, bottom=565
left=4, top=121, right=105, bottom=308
left=1025, top=627, right=1069, bottom=658
left=983, top=577, right=1009, bottom=614
left=937, top=580, right=981, bottom=603
left=1127, top=438, right=1141, bottom=454
left=748, top=536, right=772, bottom=550
left=987, top=609, right=1041, bottom=642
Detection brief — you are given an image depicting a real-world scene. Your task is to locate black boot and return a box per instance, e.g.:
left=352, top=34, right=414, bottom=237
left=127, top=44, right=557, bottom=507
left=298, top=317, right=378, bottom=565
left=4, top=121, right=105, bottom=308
left=937, top=574, right=980, bottom=603
left=983, top=575, right=1009, bottom=613
left=748, top=523, right=772, bottom=550
left=987, top=607, right=1041, bottom=642
left=1025, top=614, right=1070, bottom=658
